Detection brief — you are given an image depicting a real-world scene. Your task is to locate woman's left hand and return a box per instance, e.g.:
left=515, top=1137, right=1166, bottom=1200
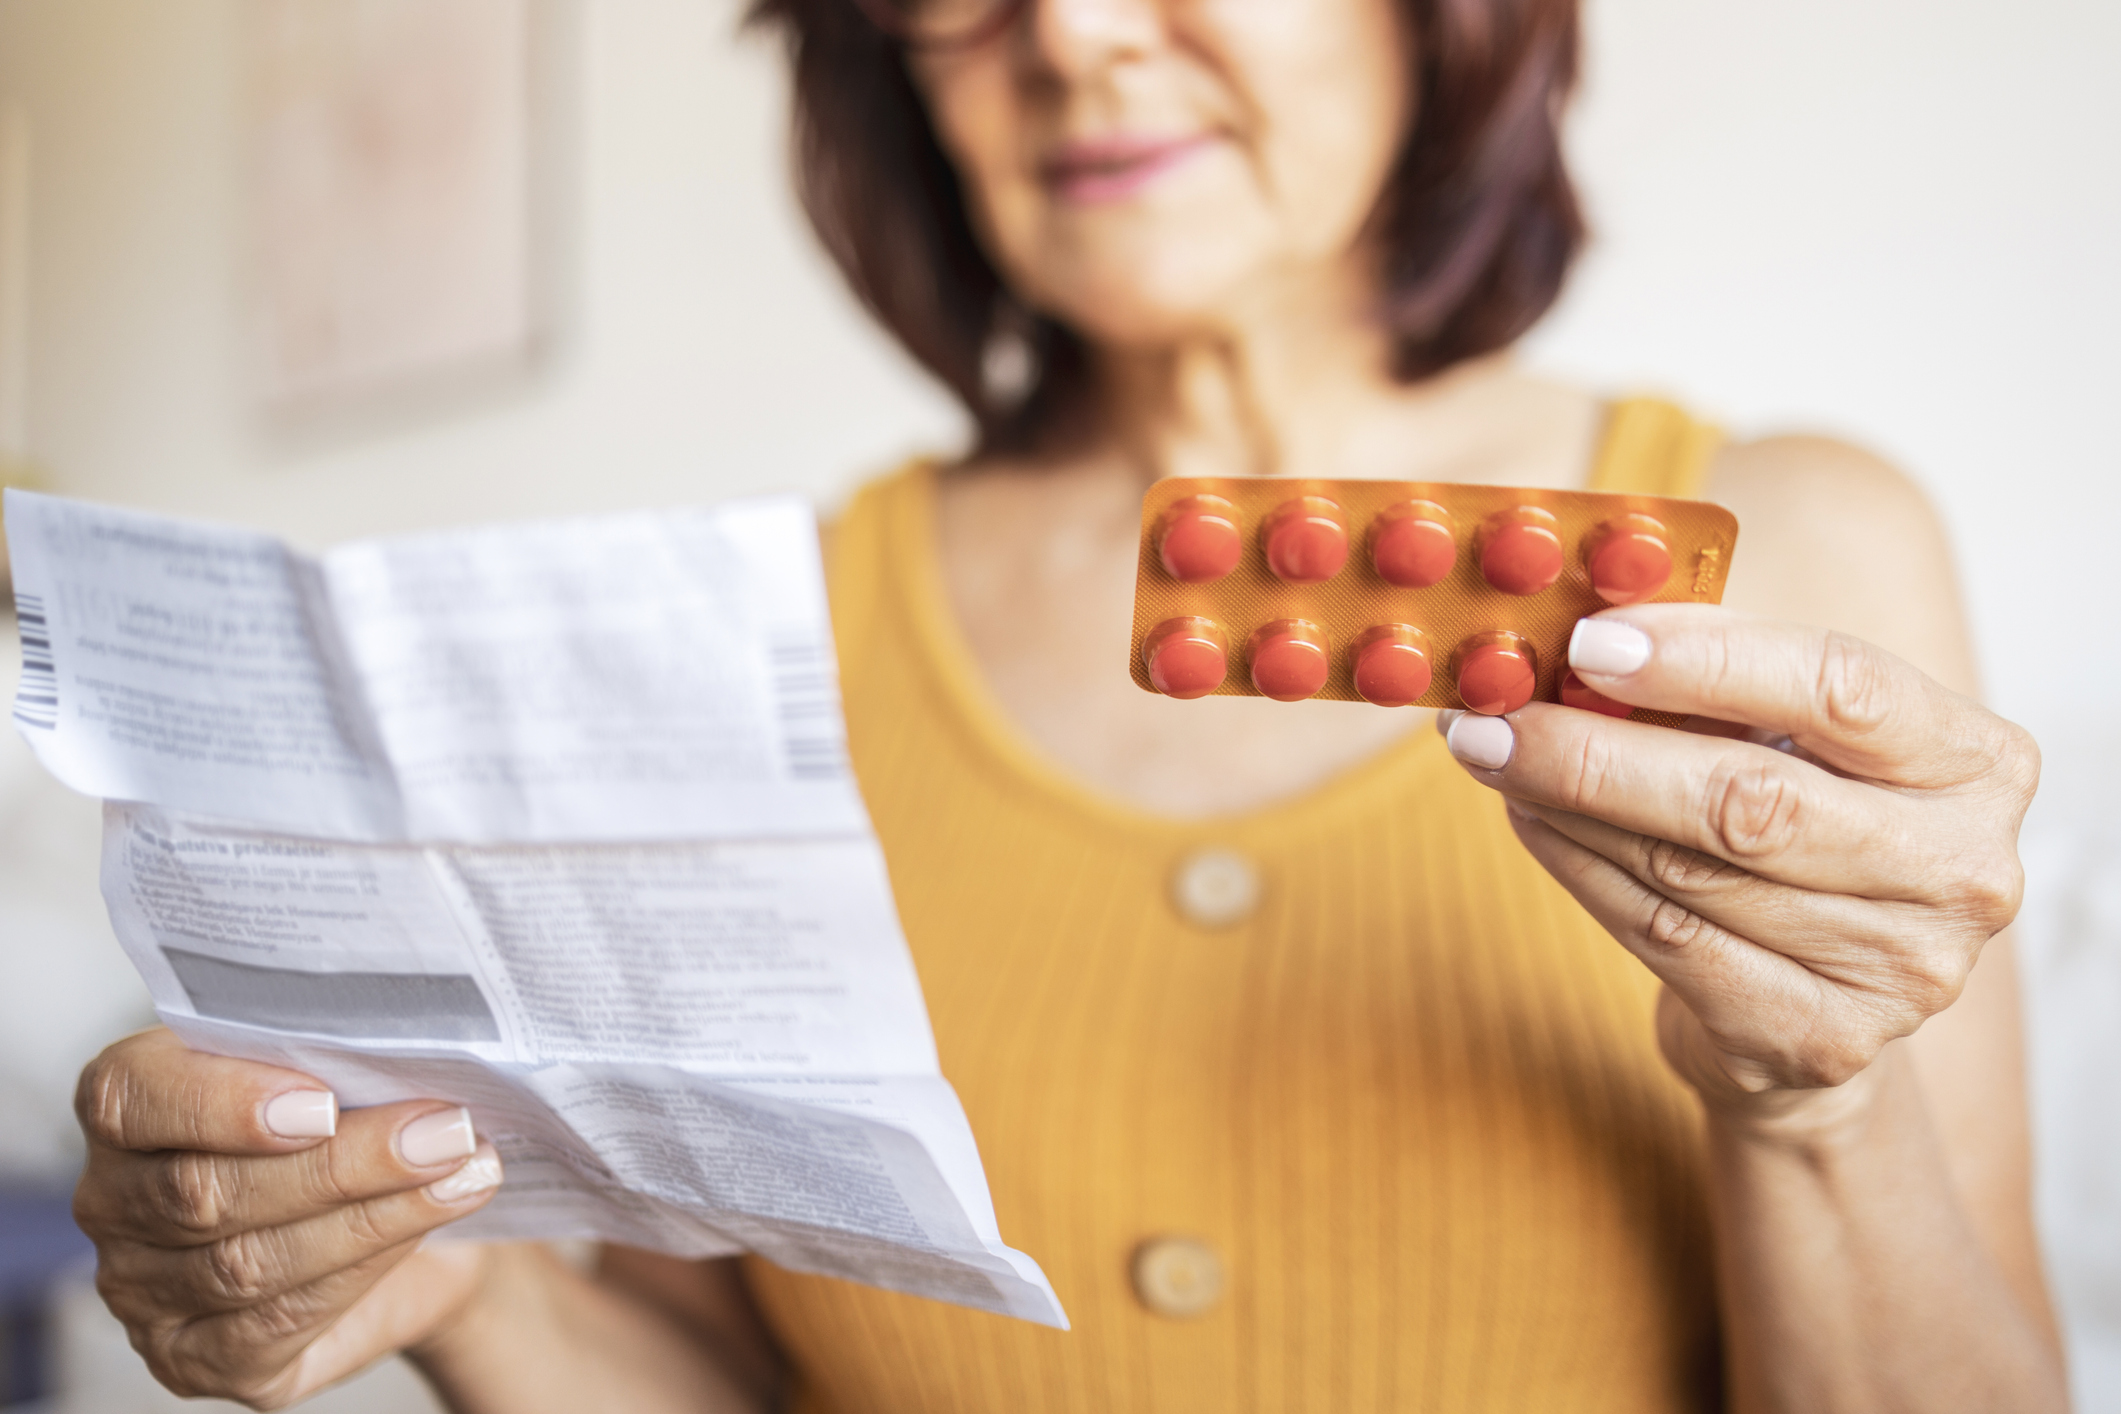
left=1439, top=603, right=2040, bottom=1116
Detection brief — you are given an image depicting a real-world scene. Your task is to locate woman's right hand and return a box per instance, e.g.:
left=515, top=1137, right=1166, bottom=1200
left=72, top=1028, right=505, bottom=1410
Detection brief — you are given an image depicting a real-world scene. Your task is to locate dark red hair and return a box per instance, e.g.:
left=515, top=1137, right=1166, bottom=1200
left=746, top=0, right=1583, bottom=452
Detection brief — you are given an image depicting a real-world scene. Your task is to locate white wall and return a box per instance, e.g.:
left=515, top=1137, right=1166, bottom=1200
left=1527, top=8, right=2121, bottom=1399
left=1, top=0, right=2116, bottom=1405
left=0, top=0, right=963, bottom=547
left=1532, top=0, right=2121, bottom=754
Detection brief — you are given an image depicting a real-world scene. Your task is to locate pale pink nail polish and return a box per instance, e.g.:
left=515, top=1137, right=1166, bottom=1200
left=427, top=1147, right=503, bottom=1203
left=1446, top=713, right=1514, bottom=771
left=263, top=1089, right=337, bottom=1139
left=399, top=1107, right=477, bottom=1168
left=1568, top=618, right=1652, bottom=677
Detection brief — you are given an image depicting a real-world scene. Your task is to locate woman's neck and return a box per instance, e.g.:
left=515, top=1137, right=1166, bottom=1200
left=1092, top=266, right=1390, bottom=484
left=1081, top=300, right=1595, bottom=493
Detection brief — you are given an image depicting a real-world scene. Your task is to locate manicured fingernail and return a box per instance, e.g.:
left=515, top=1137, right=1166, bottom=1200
left=427, top=1145, right=503, bottom=1204
left=400, top=1107, right=477, bottom=1168
left=1435, top=708, right=1464, bottom=738
left=1446, top=712, right=1514, bottom=771
left=1569, top=618, right=1652, bottom=677
left=1503, top=796, right=1536, bottom=822
left=264, top=1090, right=337, bottom=1139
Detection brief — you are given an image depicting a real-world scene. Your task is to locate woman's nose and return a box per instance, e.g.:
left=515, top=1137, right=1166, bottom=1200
left=1026, top=0, right=1166, bottom=77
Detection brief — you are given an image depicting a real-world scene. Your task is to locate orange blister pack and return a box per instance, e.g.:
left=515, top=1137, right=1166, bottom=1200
left=1129, top=478, right=1739, bottom=722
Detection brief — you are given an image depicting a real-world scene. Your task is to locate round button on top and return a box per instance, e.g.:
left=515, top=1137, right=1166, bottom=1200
left=1171, top=846, right=1260, bottom=928
left=1132, top=1236, right=1226, bottom=1319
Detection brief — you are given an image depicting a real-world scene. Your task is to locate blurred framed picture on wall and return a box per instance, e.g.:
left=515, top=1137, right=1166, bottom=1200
left=246, top=0, right=543, bottom=412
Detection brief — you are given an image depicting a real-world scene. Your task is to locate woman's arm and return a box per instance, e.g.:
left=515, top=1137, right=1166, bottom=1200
left=1440, top=437, right=2067, bottom=1411
left=1700, top=438, right=2063, bottom=1409
left=1699, top=1035, right=2058, bottom=1411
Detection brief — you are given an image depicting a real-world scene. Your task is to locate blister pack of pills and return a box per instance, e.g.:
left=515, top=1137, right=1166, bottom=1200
left=1129, top=479, right=1739, bottom=721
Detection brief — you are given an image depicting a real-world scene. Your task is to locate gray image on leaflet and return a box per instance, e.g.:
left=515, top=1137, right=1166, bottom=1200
left=163, top=948, right=501, bottom=1042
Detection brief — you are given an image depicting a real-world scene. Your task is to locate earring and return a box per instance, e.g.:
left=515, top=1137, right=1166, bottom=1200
left=980, top=301, right=1040, bottom=412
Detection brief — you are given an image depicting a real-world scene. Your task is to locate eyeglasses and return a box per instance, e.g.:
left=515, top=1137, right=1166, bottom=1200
left=850, top=0, right=1030, bottom=50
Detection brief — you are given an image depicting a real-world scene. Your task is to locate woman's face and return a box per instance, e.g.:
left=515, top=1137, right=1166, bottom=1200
left=909, top=0, right=1412, bottom=348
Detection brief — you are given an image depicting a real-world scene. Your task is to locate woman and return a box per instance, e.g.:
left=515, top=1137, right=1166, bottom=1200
left=68, top=0, right=2065, bottom=1406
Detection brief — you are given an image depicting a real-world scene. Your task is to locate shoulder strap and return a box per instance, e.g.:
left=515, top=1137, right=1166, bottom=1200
left=1587, top=397, right=1724, bottom=499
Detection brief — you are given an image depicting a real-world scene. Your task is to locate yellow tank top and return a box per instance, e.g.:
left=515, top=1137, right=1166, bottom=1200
left=745, top=398, right=1726, bottom=1412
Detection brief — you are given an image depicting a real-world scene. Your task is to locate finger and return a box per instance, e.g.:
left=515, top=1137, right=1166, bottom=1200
left=1565, top=605, right=2034, bottom=791
left=75, top=1029, right=339, bottom=1158
left=99, top=1142, right=502, bottom=1322
left=277, top=1244, right=489, bottom=1403
left=149, top=1241, right=490, bottom=1409
left=1444, top=703, right=1928, bottom=894
left=83, top=1102, right=484, bottom=1247
left=1500, top=805, right=1875, bottom=1086
left=133, top=1237, right=425, bottom=1405
left=1512, top=799, right=1944, bottom=990
left=217, top=1244, right=491, bottom=1409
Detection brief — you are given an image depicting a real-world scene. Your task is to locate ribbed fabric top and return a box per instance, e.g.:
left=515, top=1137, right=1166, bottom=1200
left=744, top=398, right=1725, bottom=1412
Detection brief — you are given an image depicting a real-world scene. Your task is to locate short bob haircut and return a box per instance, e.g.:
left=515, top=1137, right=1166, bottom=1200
left=747, top=0, right=1583, bottom=454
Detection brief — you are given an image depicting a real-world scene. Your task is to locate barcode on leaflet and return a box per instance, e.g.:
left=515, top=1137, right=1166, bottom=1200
left=11, top=592, right=57, bottom=731
left=769, top=630, right=846, bottom=780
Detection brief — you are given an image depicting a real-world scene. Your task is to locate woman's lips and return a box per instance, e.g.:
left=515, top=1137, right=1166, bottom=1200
left=1039, top=134, right=1217, bottom=204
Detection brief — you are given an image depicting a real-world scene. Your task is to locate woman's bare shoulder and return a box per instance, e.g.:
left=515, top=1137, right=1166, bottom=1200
left=1709, top=433, right=1937, bottom=531
left=1705, top=433, right=1980, bottom=696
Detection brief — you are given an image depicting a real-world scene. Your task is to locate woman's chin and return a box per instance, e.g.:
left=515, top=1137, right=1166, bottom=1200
left=1019, top=249, right=1273, bottom=349
left=1039, top=296, right=1243, bottom=352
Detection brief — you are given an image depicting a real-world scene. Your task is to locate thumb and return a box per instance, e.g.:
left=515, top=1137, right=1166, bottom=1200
left=282, top=1243, right=491, bottom=1401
